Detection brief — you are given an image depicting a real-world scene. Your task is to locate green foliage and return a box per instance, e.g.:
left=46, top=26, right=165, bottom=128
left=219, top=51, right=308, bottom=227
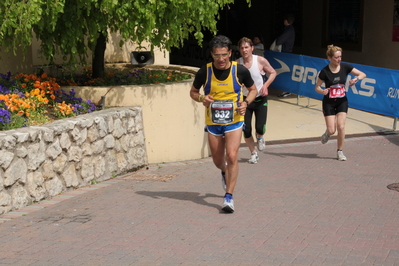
left=0, top=111, right=51, bottom=131
left=0, top=0, right=251, bottom=65
left=9, top=111, right=51, bottom=129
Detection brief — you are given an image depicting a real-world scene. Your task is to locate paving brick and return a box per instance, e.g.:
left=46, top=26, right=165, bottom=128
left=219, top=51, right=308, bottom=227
left=0, top=134, right=398, bottom=265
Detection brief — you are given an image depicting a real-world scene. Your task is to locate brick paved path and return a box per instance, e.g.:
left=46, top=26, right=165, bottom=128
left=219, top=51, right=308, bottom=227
left=1, top=134, right=399, bottom=265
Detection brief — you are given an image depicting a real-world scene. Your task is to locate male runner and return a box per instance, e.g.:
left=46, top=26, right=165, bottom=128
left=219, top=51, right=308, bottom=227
left=190, top=35, right=257, bottom=213
left=237, top=37, right=276, bottom=164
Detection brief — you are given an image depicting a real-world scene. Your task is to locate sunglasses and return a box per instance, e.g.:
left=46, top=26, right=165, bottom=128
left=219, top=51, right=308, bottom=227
left=211, top=53, right=230, bottom=58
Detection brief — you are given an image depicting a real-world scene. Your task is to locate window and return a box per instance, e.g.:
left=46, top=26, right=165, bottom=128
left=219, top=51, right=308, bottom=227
left=322, top=0, right=364, bottom=51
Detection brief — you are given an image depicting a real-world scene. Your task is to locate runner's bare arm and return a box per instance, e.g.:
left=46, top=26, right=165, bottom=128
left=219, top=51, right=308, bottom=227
left=315, top=78, right=328, bottom=95
left=190, top=85, right=213, bottom=107
left=349, top=68, right=366, bottom=87
left=259, top=57, right=277, bottom=96
left=237, top=84, right=257, bottom=115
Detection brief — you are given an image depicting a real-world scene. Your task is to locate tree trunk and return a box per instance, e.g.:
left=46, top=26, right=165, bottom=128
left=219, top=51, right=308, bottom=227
left=92, top=32, right=107, bottom=79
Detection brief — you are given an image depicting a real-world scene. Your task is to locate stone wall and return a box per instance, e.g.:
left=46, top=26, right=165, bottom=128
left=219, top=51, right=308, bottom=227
left=0, top=107, right=147, bottom=214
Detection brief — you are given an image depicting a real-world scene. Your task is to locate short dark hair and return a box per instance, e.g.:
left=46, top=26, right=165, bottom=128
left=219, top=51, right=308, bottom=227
left=209, top=35, right=232, bottom=51
left=284, top=14, right=295, bottom=24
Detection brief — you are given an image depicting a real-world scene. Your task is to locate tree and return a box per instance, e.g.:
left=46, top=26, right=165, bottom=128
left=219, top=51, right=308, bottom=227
left=0, top=0, right=250, bottom=78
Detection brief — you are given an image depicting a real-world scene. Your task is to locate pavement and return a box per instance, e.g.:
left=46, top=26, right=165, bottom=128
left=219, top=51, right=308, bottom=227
left=1, top=88, right=399, bottom=266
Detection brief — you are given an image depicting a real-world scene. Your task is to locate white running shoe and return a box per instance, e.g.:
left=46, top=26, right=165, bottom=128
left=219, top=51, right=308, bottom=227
left=321, top=131, right=330, bottom=144
left=257, top=137, right=266, bottom=151
left=248, top=152, right=259, bottom=164
left=222, top=194, right=234, bottom=213
left=337, top=150, right=347, bottom=161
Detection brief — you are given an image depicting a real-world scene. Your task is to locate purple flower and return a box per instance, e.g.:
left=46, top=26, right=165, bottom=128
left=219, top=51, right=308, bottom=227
left=54, top=89, right=97, bottom=115
left=0, top=108, right=11, bottom=128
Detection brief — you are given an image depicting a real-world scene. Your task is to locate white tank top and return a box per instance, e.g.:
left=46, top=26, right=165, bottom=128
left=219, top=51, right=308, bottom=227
left=238, top=55, right=264, bottom=97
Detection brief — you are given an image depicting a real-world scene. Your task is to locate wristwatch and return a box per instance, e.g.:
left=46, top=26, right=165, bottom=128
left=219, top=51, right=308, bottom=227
left=244, top=100, right=249, bottom=106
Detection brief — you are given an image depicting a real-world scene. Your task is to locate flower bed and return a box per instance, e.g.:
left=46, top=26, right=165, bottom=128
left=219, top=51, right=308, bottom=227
left=0, top=72, right=96, bottom=131
left=0, top=66, right=192, bottom=131
left=58, top=65, right=192, bottom=86
left=0, top=65, right=201, bottom=215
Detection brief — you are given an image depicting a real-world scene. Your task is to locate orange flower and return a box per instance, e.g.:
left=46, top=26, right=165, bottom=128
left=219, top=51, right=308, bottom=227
left=32, top=88, right=40, bottom=96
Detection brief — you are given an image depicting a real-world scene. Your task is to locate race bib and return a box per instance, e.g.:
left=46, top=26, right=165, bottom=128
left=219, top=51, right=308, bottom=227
left=329, top=84, right=346, bottom=98
left=210, top=102, right=234, bottom=124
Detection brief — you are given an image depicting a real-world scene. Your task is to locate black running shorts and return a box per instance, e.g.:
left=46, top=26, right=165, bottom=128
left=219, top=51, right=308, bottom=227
left=322, top=97, right=348, bottom=116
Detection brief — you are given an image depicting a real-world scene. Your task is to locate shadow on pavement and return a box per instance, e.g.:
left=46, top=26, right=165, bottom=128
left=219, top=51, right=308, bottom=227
left=238, top=152, right=331, bottom=162
left=262, top=151, right=332, bottom=160
left=136, top=191, right=223, bottom=211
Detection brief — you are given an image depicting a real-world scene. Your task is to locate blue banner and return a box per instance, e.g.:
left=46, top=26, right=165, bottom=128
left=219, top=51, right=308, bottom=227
left=264, top=50, right=399, bottom=118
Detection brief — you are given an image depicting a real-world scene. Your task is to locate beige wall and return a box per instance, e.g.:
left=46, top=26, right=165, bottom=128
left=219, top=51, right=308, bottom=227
left=105, top=32, right=169, bottom=65
left=62, top=78, right=211, bottom=164
left=359, top=0, right=399, bottom=69
left=0, top=47, right=33, bottom=74
left=31, top=32, right=169, bottom=67
left=1, top=33, right=168, bottom=74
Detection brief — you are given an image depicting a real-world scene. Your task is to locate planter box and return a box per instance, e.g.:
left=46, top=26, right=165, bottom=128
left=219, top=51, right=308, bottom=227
left=62, top=77, right=211, bottom=164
